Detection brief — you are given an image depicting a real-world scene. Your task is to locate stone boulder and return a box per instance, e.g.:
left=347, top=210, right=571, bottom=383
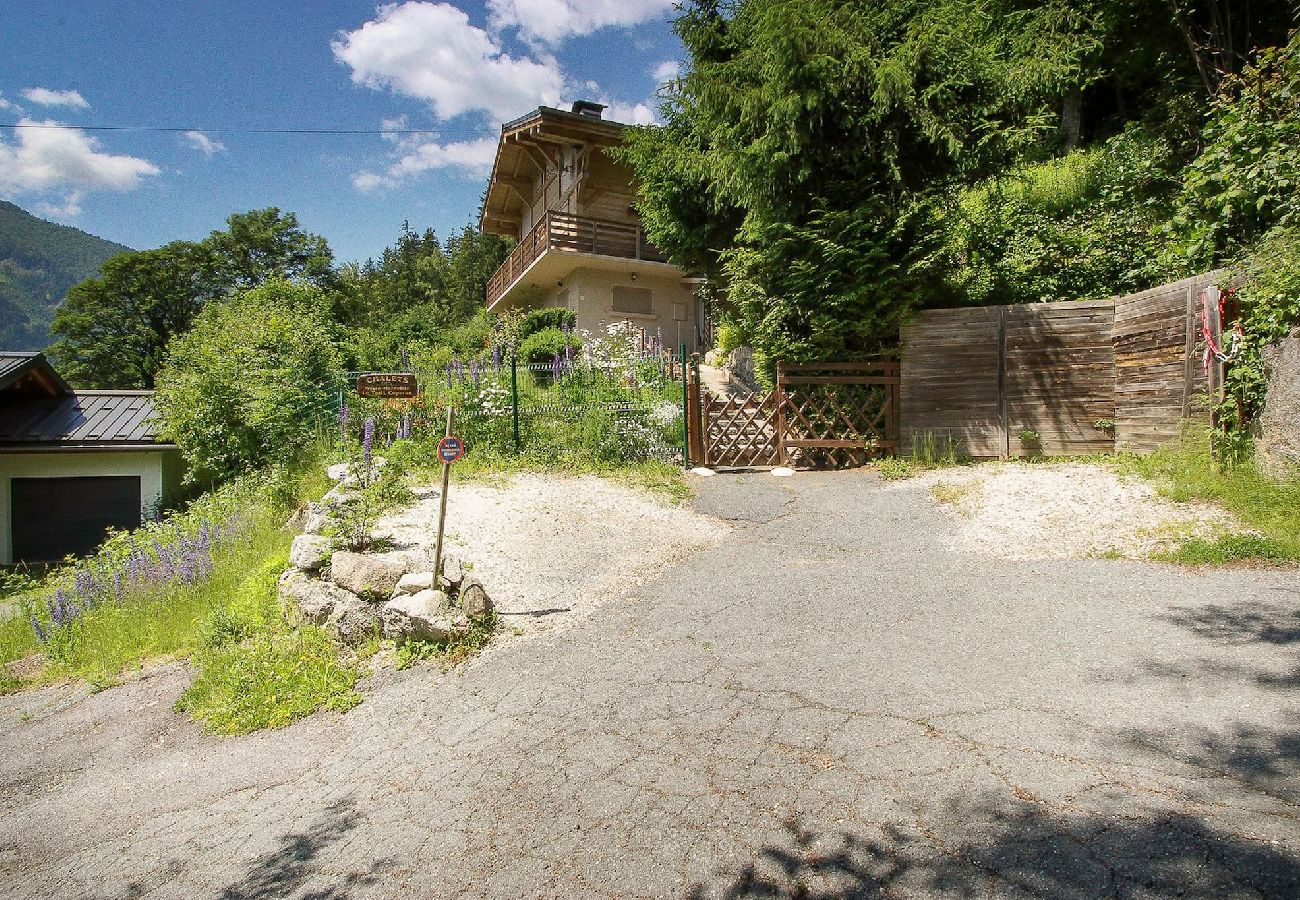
left=393, top=571, right=434, bottom=596
left=289, top=534, right=333, bottom=572
left=278, top=571, right=379, bottom=645
left=383, top=590, right=467, bottom=643
left=330, top=550, right=411, bottom=599
left=437, top=553, right=465, bottom=592
left=1257, top=327, right=1300, bottom=478
left=458, top=577, right=494, bottom=619
left=301, top=502, right=331, bottom=535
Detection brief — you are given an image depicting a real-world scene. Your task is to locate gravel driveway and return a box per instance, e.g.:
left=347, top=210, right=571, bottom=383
left=1, top=470, right=1297, bottom=898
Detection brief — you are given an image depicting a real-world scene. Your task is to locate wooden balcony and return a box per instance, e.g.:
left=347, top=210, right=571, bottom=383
left=486, top=210, right=668, bottom=308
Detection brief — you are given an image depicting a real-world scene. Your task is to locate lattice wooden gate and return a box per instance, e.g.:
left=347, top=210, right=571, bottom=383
left=686, top=359, right=899, bottom=469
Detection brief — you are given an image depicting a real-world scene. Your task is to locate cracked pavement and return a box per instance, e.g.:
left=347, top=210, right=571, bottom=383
left=1, top=470, right=1298, bottom=898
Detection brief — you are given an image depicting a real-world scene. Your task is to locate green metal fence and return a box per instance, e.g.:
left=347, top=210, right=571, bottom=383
left=341, top=344, right=689, bottom=465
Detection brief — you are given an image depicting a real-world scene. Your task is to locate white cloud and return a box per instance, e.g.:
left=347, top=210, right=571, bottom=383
left=34, top=191, right=83, bottom=219
left=21, top=87, right=90, bottom=109
left=652, top=60, right=680, bottom=83
left=332, top=2, right=565, bottom=122
left=0, top=119, right=160, bottom=198
left=353, top=135, right=499, bottom=191
left=0, top=94, right=19, bottom=112
left=183, top=130, right=226, bottom=157
left=605, top=101, right=656, bottom=126
left=487, top=0, right=676, bottom=44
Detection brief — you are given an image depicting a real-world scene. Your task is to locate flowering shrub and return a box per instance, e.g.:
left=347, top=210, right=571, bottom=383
left=25, top=476, right=264, bottom=651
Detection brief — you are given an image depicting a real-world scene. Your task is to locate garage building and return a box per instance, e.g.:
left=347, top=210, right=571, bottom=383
left=0, top=352, right=183, bottom=565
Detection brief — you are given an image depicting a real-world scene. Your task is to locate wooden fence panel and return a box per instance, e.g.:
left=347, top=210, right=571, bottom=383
left=900, top=307, right=1004, bottom=457
left=1004, top=300, right=1115, bottom=457
left=1113, top=272, right=1220, bottom=453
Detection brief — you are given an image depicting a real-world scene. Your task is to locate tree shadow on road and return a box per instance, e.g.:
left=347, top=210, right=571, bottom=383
left=687, top=801, right=1300, bottom=899
left=219, top=797, right=389, bottom=900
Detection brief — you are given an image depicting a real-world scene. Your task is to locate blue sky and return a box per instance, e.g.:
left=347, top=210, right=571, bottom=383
left=0, top=0, right=683, bottom=263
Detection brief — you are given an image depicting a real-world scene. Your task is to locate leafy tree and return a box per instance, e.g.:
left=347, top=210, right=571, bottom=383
left=48, top=208, right=335, bottom=388
left=206, top=207, right=335, bottom=291
left=47, top=241, right=219, bottom=388
left=154, top=280, right=343, bottom=485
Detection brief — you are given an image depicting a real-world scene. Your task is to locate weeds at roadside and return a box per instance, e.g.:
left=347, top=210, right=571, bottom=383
left=395, top=612, right=497, bottom=671
left=1117, top=428, right=1300, bottom=564
left=930, top=480, right=980, bottom=512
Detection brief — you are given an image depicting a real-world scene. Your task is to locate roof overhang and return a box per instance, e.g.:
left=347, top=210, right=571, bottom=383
left=480, top=107, right=629, bottom=237
left=0, top=352, right=72, bottom=397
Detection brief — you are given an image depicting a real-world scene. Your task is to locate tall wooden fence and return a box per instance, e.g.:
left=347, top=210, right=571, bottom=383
left=900, top=273, right=1223, bottom=458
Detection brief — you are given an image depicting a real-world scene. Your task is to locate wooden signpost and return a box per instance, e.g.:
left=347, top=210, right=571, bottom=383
left=356, top=372, right=419, bottom=399
left=432, top=408, right=464, bottom=591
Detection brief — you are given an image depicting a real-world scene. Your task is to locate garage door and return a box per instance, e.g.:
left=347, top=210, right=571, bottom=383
left=11, top=476, right=142, bottom=562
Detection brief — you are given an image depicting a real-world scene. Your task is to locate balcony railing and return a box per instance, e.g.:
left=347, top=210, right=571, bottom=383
left=487, top=210, right=667, bottom=308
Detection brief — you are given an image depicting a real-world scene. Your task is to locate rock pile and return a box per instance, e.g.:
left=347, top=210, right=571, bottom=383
left=278, top=461, right=493, bottom=645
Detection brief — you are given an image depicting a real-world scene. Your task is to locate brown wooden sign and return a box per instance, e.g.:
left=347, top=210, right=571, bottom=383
left=356, top=372, right=419, bottom=399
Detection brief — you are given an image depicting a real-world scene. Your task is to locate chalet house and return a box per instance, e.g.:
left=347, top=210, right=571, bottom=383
left=0, top=352, right=182, bottom=564
left=481, top=101, right=704, bottom=351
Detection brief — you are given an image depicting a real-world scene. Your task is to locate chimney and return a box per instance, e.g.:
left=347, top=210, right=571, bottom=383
left=570, top=100, right=607, bottom=119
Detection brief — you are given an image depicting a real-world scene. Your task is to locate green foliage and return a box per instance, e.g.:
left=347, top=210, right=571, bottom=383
left=1221, top=228, right=1300, bottom=430
left=154, top=280, right=344, bottom=484
left=1157, top=533, right=1292, bottom=566
left=1171, top=33, right=1300, bottom=269
left=339, top=223, right=509, bottom=367
left=326, top=463, right=414, bottom=552
left=1121, top=428, right=1300, bottom=563
left=519, top=326, right=581, bottom=366
left=0, top=200, right=131, bottom=349
left=519, top=307, right=577, bottom=339
left=940, top=127, right=1186, bottom=304
left=178, top=626, right=361, bottom=734
left=48, top=208, right=334, bottom=388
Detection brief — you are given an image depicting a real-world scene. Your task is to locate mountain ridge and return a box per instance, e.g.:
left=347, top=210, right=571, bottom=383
left=0, top=200, right=133, bottom=350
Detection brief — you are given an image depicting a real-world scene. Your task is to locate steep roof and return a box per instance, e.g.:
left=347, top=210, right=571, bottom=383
left=0, top=351, right=72, bottom=394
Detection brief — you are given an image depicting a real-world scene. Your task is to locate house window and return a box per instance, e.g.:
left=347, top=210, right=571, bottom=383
left=612, top=285, right=653, bottom=316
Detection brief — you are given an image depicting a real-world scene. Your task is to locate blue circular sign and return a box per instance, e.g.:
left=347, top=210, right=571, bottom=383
left=437, top=436, right=465, bottom=464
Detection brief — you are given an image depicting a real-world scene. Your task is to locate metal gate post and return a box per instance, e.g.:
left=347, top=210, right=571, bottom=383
left=679, top=344, right=691, bottom=466
left=510, top=354, right=522, bottom=454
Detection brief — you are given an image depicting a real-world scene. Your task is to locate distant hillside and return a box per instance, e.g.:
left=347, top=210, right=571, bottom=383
left=0, top=201, right=132, bottom=350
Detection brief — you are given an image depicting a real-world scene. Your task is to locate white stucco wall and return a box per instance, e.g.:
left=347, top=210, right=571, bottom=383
left=0, top=449, right=177, bottom=565
left=556, top=267, right=702, bottom=352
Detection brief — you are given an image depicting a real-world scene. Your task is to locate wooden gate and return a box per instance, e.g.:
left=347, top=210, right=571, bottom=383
left=687, top=359, right=899, bottom=468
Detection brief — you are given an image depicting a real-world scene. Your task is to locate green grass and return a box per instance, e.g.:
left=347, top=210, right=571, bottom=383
left=1119, top=429, right=1300, bottom=564
left=178, top=625, right=362, bottom=734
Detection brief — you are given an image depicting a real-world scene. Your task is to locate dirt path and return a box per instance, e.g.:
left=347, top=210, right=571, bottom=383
left=1, top=471, right=1296, bottom=898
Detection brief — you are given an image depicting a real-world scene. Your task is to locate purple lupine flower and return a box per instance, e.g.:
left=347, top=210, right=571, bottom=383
left=454, top=359, right=465, bottom=382
left=339, top=401, right=350, bottom=438
left=401, top=412, right=412, bottom=440
left=445, top=362, right=453, bottom=389
left=362, top=416, right=375, bottom=473
left=30, top=615, right=48, bottom=644
left=470, top=359, right=480, bottom=388
left=493, top=345, right=501, bottom=370
left=400, top=346, right=409, bottom=369
left=49, top=591, right=66, bottom=627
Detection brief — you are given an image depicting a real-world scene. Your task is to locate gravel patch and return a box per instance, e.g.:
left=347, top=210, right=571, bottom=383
left=375, top=474, right=730, bottom=638
left=889, top=462, right=1237, bottom=560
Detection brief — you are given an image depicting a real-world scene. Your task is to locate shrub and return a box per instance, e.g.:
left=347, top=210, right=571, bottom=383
left=520, top=307, right=576, bottom=339
left=519, top=326, right=581, bottom=366
left=155, top=279, right=344, bottom=485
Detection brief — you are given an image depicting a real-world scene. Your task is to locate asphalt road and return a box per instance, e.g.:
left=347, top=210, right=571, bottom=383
left=1, top=470, right=1298, bottom=898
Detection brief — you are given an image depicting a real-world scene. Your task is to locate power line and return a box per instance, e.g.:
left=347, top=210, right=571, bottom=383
left=0, top=122, right=483, bottom=137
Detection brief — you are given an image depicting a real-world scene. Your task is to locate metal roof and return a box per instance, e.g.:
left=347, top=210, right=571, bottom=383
left=0, top=352, right=72, bottom=394
left=0, top=390, right=172, bottom=448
